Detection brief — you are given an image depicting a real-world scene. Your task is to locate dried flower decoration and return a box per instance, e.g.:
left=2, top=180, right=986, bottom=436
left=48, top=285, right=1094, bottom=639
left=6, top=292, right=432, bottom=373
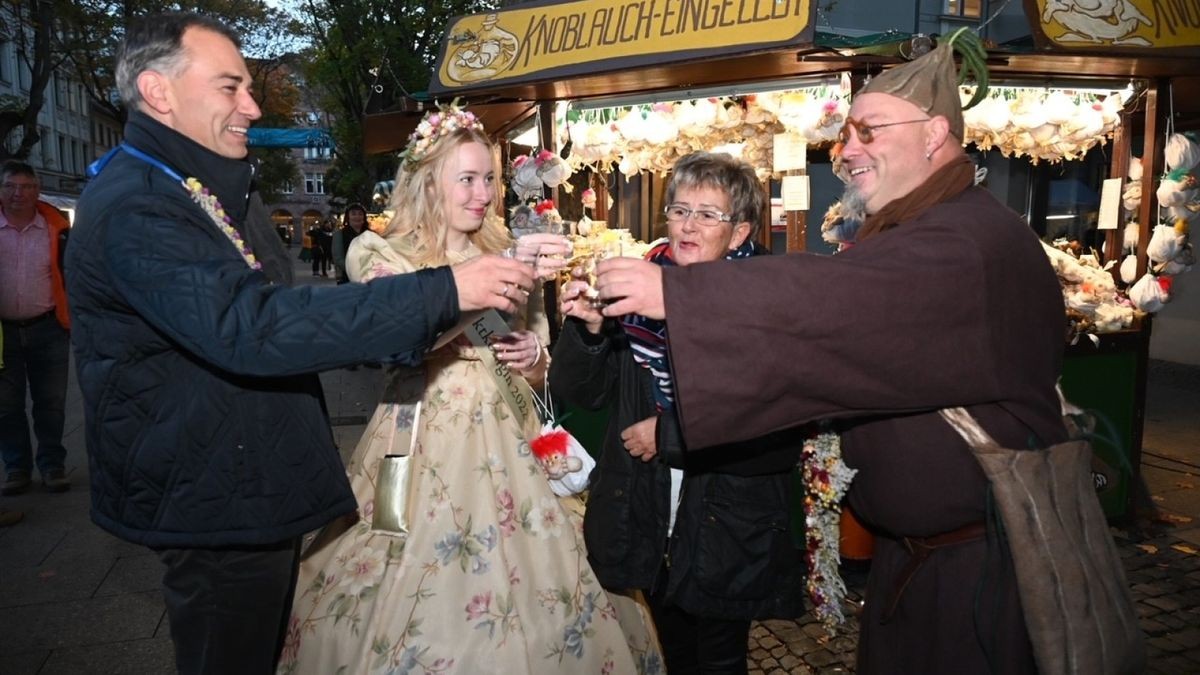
left=802, top=430, right=857, bottom=632
left=400, top=98, right=485, bottom=167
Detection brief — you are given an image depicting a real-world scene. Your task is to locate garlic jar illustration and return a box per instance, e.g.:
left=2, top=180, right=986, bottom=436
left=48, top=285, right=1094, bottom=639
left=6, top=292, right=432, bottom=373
left=446, top=14, right=520, bottom=84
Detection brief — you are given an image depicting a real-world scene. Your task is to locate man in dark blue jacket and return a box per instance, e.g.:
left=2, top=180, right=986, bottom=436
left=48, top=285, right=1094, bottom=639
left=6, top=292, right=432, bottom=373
left=66, top=13, right=534, bottom=675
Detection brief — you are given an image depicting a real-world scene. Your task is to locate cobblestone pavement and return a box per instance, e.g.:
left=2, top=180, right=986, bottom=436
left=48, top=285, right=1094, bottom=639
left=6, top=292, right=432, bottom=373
left=747, top=526, right=1200, bottom=674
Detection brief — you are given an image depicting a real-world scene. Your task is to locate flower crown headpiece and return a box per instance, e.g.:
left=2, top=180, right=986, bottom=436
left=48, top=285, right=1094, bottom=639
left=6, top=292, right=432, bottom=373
left=400, top=99, right=485, bottom=167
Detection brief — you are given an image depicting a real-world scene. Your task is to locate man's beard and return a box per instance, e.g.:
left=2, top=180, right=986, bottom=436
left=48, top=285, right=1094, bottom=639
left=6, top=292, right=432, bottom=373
left=840, top=185, right=867, bottom=223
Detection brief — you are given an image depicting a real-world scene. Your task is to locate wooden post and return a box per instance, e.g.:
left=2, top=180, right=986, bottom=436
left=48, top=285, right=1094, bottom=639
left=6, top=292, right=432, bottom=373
left=1136, top=81, right=1167, bottom=280
left=757, top=180, right=772, bottom=252
left=1105, top=110, right=1131, bottom=266
left=787, top=211, right=807, bottom=252
left=537, top=101, right=561, bottom=341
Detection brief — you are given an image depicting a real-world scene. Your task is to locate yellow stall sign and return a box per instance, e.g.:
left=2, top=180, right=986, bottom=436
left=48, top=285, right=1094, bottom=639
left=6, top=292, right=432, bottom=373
left=431, top=0, right=815, bottom=94
left=1028, top=0, right=1200, bottom=50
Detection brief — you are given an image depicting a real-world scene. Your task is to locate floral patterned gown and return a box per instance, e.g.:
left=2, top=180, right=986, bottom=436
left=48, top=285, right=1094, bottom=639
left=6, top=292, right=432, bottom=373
left=278, top=232, right=662, bottom=675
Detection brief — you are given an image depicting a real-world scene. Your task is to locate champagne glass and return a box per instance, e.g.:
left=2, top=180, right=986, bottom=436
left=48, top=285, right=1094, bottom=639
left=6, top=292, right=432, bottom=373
left=587, top=240, right=623, bottom=307
left=506, top=234, right=572, bottom=279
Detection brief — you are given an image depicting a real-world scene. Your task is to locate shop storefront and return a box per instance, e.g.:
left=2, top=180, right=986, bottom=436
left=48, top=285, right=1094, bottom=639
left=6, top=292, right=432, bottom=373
left=365, top=0, right=1199, bottom=519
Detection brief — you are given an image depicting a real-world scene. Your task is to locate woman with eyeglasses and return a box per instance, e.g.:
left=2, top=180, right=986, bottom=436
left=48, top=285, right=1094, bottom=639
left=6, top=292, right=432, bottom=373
left=549, top=152, right=807, bottom=674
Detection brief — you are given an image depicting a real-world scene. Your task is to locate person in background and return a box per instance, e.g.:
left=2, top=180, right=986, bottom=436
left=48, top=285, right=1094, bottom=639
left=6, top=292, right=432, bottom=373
left=66, top=13, right=535, bottom=675
left=306, top=220, right=327, bottom=277
left=278, top=103, right=661, bottom=675
left=319, top=219, right=335, bottom=275
left=331, top=202, right=366, bottom=284
left=551, top=152, right=805, bottom=674
left=0, top=161, right=72, bottom=496
left=593, top=32, right=1067, bottom=675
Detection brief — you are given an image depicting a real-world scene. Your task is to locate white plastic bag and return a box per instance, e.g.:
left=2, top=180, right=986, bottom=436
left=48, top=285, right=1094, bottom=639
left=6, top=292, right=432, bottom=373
left=1129, top=273, right=1170, bottom=312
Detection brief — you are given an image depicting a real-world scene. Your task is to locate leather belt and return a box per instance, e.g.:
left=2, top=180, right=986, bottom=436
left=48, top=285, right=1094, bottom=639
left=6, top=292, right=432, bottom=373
left=0, top=310, right=54, bottom=328
left=880, top=521, right=987, bottom=624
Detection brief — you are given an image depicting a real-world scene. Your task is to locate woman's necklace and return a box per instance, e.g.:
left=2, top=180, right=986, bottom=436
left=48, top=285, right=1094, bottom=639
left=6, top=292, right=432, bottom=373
left=114, top=143, right=261, bottom=271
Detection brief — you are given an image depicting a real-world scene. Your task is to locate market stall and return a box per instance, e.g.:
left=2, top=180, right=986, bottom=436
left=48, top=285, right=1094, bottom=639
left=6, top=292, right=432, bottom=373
left=361, top=0, right=1200, bottom=520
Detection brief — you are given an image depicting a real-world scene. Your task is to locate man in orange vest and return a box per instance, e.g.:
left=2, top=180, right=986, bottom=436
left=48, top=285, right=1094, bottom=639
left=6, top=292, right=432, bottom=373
left=0, top=161, right=72, bottom=495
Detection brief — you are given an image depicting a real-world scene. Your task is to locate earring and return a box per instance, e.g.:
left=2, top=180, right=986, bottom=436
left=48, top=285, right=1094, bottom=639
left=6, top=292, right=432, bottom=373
left=925, top=150, right=932, bottom=161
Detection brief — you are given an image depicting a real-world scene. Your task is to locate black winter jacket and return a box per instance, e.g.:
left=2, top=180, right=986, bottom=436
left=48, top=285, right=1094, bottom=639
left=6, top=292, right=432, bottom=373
left=550, top=317, right=807, bottom=620
left=66, top=113, right=459, bottom=548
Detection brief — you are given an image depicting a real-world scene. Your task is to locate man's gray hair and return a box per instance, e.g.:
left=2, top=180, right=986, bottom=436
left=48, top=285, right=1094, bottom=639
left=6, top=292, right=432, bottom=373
left=115, top=12, right=241, bottom=110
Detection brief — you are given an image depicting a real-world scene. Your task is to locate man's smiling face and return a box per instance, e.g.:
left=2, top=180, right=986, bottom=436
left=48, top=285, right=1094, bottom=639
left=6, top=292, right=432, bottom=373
left=161, top=26, right=261, bottom=159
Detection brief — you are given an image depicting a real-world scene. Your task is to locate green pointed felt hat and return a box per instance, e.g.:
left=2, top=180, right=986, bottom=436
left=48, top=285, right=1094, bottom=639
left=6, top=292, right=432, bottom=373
left=860, top=28, right=989, bottom=140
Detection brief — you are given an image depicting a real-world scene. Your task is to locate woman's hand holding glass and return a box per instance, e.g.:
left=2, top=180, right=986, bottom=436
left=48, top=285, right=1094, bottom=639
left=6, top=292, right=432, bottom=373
left=503, top=233, right=572, bottom=280
left=489, top=329, right=545, bottom=376
left=559, top=266, right=606, bottom=333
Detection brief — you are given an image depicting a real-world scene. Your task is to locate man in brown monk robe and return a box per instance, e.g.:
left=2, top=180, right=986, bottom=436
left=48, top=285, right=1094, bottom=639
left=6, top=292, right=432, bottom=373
left=594, top=33, right=1067, bottom=675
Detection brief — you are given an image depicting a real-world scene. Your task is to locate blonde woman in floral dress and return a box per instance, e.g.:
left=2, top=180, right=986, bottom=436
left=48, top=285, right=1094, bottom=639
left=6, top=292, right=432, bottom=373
left=277, top=107, right=661, bottom=675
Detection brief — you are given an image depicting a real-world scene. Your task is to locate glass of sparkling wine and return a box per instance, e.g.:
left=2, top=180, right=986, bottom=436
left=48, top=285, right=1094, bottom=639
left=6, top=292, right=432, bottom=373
left=587, top=241, right=622, bottom=307
left=505, top=234, right=573, bottom=279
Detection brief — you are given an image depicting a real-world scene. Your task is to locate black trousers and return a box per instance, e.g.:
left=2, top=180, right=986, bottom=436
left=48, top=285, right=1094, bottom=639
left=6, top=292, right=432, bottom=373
left=156, top=538, right=301, bottom=675
left=648, top=581, right=752, bottom=675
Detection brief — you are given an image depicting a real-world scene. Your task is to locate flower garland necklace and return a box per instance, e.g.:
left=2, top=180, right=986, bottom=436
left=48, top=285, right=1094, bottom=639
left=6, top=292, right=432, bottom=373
left=802, top=429, right=857, bottom=631
left=182, top=177, right=261, bottom=270
left=106, top=143, right=261, bottom=271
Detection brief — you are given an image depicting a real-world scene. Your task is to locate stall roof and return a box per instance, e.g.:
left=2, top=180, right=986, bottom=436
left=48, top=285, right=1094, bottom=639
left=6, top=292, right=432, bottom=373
left=362, top=13, right=1200, bottom=157
left=428, top=45, right=1198, bottom=106
left=363, top=100, right=537, bottom=155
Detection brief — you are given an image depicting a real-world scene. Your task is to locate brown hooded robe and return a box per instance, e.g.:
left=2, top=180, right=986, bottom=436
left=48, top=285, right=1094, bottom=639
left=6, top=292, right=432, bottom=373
left=661, top=184, right=1067, bottom=674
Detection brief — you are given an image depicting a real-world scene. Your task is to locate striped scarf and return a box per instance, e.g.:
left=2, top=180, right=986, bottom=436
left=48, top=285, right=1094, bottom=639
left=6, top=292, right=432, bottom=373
left=620, top=237, right=764, bottom=411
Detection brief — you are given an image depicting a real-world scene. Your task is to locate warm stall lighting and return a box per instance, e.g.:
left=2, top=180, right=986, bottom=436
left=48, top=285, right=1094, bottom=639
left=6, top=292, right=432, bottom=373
left=571, top=75, right=843, bottom=111
left=510, top=125, right=539, bottom=147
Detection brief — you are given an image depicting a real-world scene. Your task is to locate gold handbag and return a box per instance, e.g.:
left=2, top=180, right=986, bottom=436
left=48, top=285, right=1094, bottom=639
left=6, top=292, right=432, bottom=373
left=372, top=401, right=421, bottom=536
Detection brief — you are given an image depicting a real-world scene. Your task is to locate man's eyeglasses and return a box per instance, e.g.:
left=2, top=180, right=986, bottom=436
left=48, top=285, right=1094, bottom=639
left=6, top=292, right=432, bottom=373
left=1, top=182, right=38, bottom=193
left=663, top=204, right=732, bottom=227
left=836, top=117, right=930, bottom=145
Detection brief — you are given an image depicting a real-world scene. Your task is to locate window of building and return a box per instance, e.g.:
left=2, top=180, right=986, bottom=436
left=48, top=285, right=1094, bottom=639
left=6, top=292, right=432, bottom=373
left=946, top=0, right=982, bottom=18
left=39, top=126, right=50, bottom=165
left=282, top=178, right=295, bottom=194
left=18, top=60, right=31, bottom=91
left=58, top=134, right=67, bottom=170
left=0, top=41, right=9, bottom=83
left=304, top=172, right=325, bottom=194
left=304, top=146, right=332, bottom=160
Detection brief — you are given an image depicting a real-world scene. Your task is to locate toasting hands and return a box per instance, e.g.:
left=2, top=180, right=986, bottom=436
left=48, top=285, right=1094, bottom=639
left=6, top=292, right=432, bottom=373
left=595, top=258, right=666, bottom=320
left=451, top=255, right=537, bottom=314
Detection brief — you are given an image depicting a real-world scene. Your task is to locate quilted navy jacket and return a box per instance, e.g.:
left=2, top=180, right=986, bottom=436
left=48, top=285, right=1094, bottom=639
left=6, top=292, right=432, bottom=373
left=66, top=113, right=459, bottom=548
